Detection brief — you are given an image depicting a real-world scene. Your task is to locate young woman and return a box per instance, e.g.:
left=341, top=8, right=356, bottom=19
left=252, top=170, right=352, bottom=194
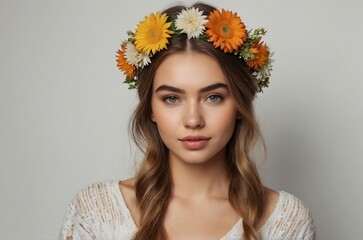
left=60, top=3, right=316, bottom=240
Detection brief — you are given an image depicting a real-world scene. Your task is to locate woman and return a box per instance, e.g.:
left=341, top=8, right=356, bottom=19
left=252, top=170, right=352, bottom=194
left=61, top=3, right=316, bottom=240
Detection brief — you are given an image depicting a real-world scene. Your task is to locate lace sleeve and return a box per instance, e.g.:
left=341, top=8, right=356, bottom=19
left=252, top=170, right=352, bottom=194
left=286, top=193, right=316, bottom=240
left=59, top=190, right=96, bottom=240
left=299, top=208, right=316, bottom=240
left=260, top=191, right=317, bottom=240
left=59, top=181, right=136, bottom=240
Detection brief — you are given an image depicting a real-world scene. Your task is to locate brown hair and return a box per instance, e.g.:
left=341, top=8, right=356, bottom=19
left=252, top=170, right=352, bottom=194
left=130, top=3, right=265, bottom=240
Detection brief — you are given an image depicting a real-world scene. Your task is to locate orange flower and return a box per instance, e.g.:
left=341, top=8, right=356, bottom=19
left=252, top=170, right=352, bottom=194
left=205, top=9, right=247, bottom=53
left=246, top=38, right=269, bottom=69
left=116, top=45, right=134, bottom=78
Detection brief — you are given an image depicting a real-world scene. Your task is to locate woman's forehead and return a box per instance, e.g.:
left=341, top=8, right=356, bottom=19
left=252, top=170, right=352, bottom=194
left=153, top=52, right=227, bottom=91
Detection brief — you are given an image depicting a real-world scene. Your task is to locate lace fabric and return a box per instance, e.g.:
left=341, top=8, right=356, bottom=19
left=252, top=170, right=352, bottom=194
left=60, top=181, right=316, bottom=240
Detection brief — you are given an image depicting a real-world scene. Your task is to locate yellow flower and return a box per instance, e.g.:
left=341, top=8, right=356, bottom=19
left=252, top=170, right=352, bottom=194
left=205, top=9, right=247, bottom=53
left=116, top=45, right=135, bottom=79
left=246, top=38, right=269, bottom=69
left=134, top=12, right=173, bottom=55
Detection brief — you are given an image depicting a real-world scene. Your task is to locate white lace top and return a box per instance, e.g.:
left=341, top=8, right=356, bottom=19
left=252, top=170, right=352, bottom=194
left=60, top=181, right=316, bottom=240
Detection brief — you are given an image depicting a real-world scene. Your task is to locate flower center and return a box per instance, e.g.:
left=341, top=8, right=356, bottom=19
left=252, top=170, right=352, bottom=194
left=219, top=22, right=232, bottom=38
left=249, top=48, right=259, bottom=54
left=148, top=27, right=162, bottom=43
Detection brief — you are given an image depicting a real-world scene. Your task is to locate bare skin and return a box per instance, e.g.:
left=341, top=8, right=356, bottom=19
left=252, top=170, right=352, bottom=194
left=119, top=178, right=279, bottom=240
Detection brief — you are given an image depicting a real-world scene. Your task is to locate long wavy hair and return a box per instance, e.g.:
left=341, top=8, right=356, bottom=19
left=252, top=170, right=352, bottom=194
left=130, top=3, right=265, bottom=240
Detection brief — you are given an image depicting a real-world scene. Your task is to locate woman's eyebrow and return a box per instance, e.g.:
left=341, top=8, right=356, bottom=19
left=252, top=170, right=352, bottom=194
left=199, top=83, right=228, bottom=93
left=155, top=85, right=185, bottom=93
left=155, top=83, right=228, bottom=94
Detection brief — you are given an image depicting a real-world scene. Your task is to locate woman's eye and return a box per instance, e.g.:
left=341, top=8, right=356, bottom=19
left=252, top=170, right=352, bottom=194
left=207, top=95, right=223, bottom=103
left=163, top=96, right=178, bottom=104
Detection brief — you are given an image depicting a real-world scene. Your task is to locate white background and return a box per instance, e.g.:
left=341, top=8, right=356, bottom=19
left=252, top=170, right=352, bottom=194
left=1, top=0, right=362, bottom=239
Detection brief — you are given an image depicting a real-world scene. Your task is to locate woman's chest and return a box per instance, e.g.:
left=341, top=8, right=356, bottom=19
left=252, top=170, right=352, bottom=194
left=163, top=197, right=241, bottom=240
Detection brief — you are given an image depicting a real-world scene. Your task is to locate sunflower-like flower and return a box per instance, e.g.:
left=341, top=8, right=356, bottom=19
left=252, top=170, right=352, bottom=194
left=124, top=42, right=151, bottom=68
left=175, top=7, right=208, bottom=39
left=205, top=9, right=247, bottom=53
left=134, top=12, right=173, bottom=55
left=246, top=37, right=269, bottom=69
left=253, top=52, right=274, bottom=81
left=116, top=45, right=134, bottom=79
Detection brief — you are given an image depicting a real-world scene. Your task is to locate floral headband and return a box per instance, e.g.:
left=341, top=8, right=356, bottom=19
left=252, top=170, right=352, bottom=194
left=116, top=7, right=274, bottom=92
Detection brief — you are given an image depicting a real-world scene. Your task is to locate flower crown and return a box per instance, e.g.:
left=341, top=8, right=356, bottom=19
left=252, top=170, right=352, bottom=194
left=116, top=7, right=274, bottom=92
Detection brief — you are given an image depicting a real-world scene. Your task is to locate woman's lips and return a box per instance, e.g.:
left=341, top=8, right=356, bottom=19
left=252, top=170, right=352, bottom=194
left=179, top=136, right=211, bottom=150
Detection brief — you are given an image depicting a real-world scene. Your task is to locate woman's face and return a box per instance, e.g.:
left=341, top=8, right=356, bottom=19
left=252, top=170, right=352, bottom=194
left=151, top=52, right=237, bottom=165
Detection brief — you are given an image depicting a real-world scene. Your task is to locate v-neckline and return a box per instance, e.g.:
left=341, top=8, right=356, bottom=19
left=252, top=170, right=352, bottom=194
left=114, top=180, right=282, bottom=239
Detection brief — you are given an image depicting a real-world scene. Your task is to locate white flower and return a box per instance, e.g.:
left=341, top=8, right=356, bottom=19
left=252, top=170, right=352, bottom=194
left=175, top=7, right=208, bottom=39
left=138, top=54, right=151, bottom=68
left=124, top=42, right=151, bottom=68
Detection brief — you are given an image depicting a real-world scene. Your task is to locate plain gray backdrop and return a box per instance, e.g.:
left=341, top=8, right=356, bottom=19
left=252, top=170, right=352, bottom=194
left=1, top=0, right=362, bottom=239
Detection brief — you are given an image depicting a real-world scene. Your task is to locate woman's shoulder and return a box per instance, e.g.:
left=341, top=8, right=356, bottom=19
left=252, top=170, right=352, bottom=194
left=119, top=177, right=140, bottom=226
left=276, top=190, right=314, bottom=221
left=119, top=177, right=136, bottom=195
left=73, top=180, right=121, bottom=204
left=70, top=178, right=137, bottom=215
left=261, top=189, right=316, bottom=239
left=65, top=180, right=125, bottom=222
left=60, top=179, right=137, bottom=240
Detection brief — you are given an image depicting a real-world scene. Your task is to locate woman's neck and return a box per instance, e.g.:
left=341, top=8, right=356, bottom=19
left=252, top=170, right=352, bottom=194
left=168, top=152, right=230, bottom=200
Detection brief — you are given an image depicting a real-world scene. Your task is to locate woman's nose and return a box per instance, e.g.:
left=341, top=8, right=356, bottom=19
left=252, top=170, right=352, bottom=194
left=183, top=101, right=205, bottom=129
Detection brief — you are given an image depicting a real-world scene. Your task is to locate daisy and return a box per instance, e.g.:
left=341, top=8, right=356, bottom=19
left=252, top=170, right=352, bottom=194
left=124, top=42, right=151, bottom=68
left=175, top=7, right=208, bottom=39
